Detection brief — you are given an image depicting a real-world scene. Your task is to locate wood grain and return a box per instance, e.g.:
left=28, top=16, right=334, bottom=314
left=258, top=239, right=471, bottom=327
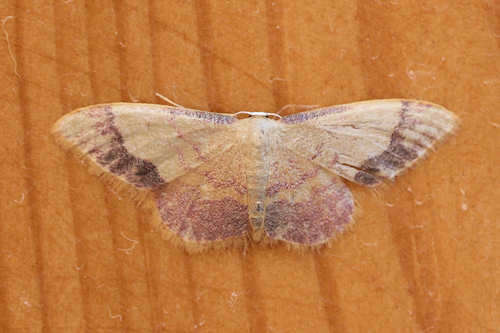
left=0, top=0, right=498, bottom=332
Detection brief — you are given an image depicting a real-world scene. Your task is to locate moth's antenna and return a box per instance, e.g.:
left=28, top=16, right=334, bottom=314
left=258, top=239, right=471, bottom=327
left=155, top=92, right=185, bottom=108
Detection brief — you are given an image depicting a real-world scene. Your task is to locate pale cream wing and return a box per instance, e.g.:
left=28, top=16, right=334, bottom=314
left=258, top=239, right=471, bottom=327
left=280, top=100, right=458, bottom=186
left=52, top=103, right=237, bottom=189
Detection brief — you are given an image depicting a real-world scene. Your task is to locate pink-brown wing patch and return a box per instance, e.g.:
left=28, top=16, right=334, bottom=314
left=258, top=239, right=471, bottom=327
left=155, top=145, right=250, bottom=243
left=264, top=150, right=354, bottom=246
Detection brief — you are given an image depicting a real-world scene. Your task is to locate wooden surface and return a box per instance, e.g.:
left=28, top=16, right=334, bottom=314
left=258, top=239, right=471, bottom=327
left=0, top=1, right=498, bottom=332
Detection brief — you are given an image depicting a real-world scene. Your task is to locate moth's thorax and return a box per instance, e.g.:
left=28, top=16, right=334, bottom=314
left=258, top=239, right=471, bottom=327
left=237, top=116, right=282, bottom=138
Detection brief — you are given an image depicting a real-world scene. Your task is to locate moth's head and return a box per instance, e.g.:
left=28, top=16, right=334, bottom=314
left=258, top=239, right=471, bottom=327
left=234, top=111, right=281, bottom=121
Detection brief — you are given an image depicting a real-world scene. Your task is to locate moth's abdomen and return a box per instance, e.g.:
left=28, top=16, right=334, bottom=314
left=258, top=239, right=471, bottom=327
left=241, top=117, right=281, bottom=241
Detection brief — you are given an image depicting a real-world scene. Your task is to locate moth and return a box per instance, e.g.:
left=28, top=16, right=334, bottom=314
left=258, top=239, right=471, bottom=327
left=52, top=99, right=457, bottom=251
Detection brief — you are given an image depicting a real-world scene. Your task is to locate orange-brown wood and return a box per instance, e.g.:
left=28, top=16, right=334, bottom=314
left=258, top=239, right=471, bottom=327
left=0, top=0, right=498, bottom=332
